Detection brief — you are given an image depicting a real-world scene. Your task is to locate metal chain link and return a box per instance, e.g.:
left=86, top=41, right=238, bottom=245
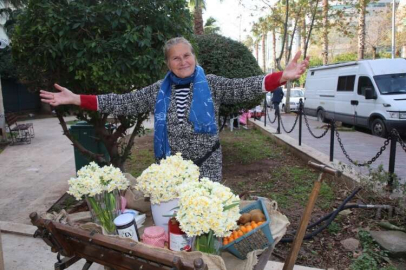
left=335, top=121, right=391, bottom=167
left=390, top=129, right=406, bottom=153
left=265, top=106, right=277, bottom=124
left=280, top=112, right=299, bottom=133
left=302, top=111, right=330, bottom=138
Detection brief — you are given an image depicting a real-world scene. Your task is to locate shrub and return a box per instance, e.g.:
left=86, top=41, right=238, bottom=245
left=195, top=34, right=264, bottom=126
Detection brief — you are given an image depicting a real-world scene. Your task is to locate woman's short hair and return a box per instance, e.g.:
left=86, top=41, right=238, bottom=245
left=163, top=37, right=196, bottom=64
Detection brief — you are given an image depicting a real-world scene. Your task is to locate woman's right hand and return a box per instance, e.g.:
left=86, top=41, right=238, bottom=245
left=40, top=84, right=81, bottom=107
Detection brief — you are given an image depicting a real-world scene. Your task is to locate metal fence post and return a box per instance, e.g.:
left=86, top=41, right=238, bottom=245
left=299, top=99, right=303, bottom=146
left=388, top=133, right=397, bottom=187
left=277, top=110, right=281, bottom=134
left=330, top=122, right=335, bottom=162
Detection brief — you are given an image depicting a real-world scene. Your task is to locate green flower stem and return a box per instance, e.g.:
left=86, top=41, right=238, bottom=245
left=87, top=190, right=119, bottom=234
left=195, top=230, right=218, bottom=254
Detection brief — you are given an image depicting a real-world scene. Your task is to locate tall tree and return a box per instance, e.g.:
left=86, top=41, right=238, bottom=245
left=357, top=0, right=367, bottom=60
left=12, top=0, right=193, bottom=170
left=259, top=17, right=269, bottom=72
left=322, top=0, right=329, bottom=64
left=251, top=22, right=261, bottom=64
left=204, top=16, right=220, bottom=35
left=189, top=0, right=223, bottom=36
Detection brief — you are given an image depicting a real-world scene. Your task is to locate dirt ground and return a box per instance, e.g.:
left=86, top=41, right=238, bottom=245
left=121, top=127, right=406, bottom=270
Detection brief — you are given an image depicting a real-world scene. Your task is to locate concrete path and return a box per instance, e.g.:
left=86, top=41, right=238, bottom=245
left=255, top=111, right=406, bottom=185
left=0, top=116, right=77, bottom=225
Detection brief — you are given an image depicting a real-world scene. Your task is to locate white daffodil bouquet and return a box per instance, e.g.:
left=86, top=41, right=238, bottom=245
left=67, top=162, right=129, bottom=234
left=67, top=162, right=129, bottom=200
left=176, top=178, right=241, bottom=254
left=135, top=153, right=200, bottom=204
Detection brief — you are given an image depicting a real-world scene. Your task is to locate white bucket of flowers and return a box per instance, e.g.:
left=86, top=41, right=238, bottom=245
left=135, top=153, right=200, bottom=232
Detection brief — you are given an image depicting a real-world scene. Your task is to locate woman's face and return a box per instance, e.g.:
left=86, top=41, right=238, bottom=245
left=167, top=43, right=196, bottom=78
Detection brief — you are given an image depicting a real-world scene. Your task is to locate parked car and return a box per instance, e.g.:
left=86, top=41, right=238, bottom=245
left=266, top=88, right=304, bottom=112
left=303, top=58, right=406, bottom=137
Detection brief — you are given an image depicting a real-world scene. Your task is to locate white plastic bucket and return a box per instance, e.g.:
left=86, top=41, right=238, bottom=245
left=151, top=198, right=179, bottom=232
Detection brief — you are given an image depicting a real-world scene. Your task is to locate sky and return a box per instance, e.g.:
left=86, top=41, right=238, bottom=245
left=203, top=0, right=271, bottom=42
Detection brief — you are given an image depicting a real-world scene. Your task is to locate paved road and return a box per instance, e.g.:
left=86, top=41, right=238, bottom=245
left=257, top=108, right=406, bottom=185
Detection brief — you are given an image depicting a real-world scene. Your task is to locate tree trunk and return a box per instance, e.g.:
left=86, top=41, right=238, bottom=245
left=285, top=35, right=289, bottom=66
left=272, top=30, right=277, bottom=69
left=262, top=33, right=267, bottom=72
left=322, top=0, right=329, bottom=65
left=255, top=42, right=259, bottom=64
left=372, top=46, right=377, bottom=59
left=194, top=5, right=204, bottom=35
left=358, top=0, right=366, bottom=60
left=285, top=80, right=292, bottom=113
left=301, top=17, right=306, bottom=54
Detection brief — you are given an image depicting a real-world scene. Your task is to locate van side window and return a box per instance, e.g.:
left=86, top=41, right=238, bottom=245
left=357, top=76, right=374, bottom=97
left=337, top=75, right=355, bottom=92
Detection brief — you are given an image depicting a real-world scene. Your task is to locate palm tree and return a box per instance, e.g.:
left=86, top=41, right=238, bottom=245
left=258, top=17, right=269, bottom=72
left=357, top=0, right=367, bottom=60
left=189, top=0, right=223, bottom=35
left=322, top=0, right=329, bottom=65
left=189, top=0, right=205, bottom=35
left=204, top=16, right=220, bottom=34
left=251, top=22, right=261, bottom=65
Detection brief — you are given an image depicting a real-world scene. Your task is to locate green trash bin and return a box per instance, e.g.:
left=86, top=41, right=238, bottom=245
left=69, top=121, right=110, bottom=172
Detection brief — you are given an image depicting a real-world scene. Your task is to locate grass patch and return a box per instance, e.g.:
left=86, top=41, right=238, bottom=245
left=125, top=148, right=155, bottom=178
left=220, top=129, right=281, bottom=164
left=349, top=230, right=396, bottom=270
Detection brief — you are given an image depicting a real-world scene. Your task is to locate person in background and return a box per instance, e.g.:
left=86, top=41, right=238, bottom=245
left=271, top=86, right=284, bottom=116
left=40, top=37, right=309, bottom=182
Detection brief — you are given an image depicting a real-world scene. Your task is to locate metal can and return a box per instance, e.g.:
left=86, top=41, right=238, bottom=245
left=114, top=213, right=140, bottom=242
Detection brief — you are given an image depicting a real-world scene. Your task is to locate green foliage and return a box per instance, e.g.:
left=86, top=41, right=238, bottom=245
left=204, top=16, right=220, bottom=35
left=11, top=0, right=193, bottom=168
left=12, top=0, right=193, bottom=94
left=332, top=53, right=358, bottom=63
left=350, top=230, right=395, bottom=270
left=327, top=221, right=341, bottom=235
left=195, top=34, right=264, bottom=121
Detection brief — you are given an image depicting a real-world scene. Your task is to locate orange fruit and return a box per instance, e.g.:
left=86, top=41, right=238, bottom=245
left=252, top=223, right=258, bottom=229
left=251, top=221, right=257, bottom=226
left=241, top=226, right=248, bottom=233
left=237, top=230, right=244, bottom=237
left=232, top=231, right=239, bottom=239
left=223, top=239, right=229, bottom=245
left=229, top=236, right=235, bottom=243
left=246, top=225, right=253, bottom=232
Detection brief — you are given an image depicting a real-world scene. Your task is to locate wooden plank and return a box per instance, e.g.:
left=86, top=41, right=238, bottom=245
left=282, top=174, right=323, bottom=270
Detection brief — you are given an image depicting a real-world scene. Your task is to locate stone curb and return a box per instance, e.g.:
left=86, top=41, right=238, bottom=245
left=0, top=221, right=36, bottom=237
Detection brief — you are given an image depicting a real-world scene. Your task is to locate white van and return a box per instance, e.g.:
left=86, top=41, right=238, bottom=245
left=304, top=59, right=406, bottom=137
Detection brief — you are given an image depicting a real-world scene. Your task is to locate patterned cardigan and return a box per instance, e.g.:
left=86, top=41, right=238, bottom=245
left=97, top=74, right=272, bottom=182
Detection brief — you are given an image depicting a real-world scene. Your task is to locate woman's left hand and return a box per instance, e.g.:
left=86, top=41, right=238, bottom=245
left=280, top=51, right=310, bottom=83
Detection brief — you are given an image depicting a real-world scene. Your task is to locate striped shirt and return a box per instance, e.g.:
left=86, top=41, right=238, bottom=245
left=174, top=83, right=190, bottom=123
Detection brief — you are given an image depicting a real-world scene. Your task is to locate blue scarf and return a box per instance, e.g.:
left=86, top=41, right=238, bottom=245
left=154, top=66, right=217, bottom=160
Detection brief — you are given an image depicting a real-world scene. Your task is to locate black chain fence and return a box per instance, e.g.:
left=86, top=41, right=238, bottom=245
left=280, top=112, right=299, bottom=133
left=303, top=111, right=330, bottom=139
left=334, top=121, right=391, bottom=167
left=265, top=106, right=277, bottom=124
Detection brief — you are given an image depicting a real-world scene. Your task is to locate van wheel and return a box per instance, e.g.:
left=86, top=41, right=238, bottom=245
left=371, top=118, right=387, bottom=138
left=317, top=109, right=328, bottom=123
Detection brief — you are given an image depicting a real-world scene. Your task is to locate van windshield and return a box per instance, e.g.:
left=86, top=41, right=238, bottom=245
left=374, top=73, right=406, bottom=95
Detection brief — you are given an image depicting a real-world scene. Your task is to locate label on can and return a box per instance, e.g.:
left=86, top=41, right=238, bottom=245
left=117, top=224, right=139, bottom=242
left=169, top=232, right=189, bottom=251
